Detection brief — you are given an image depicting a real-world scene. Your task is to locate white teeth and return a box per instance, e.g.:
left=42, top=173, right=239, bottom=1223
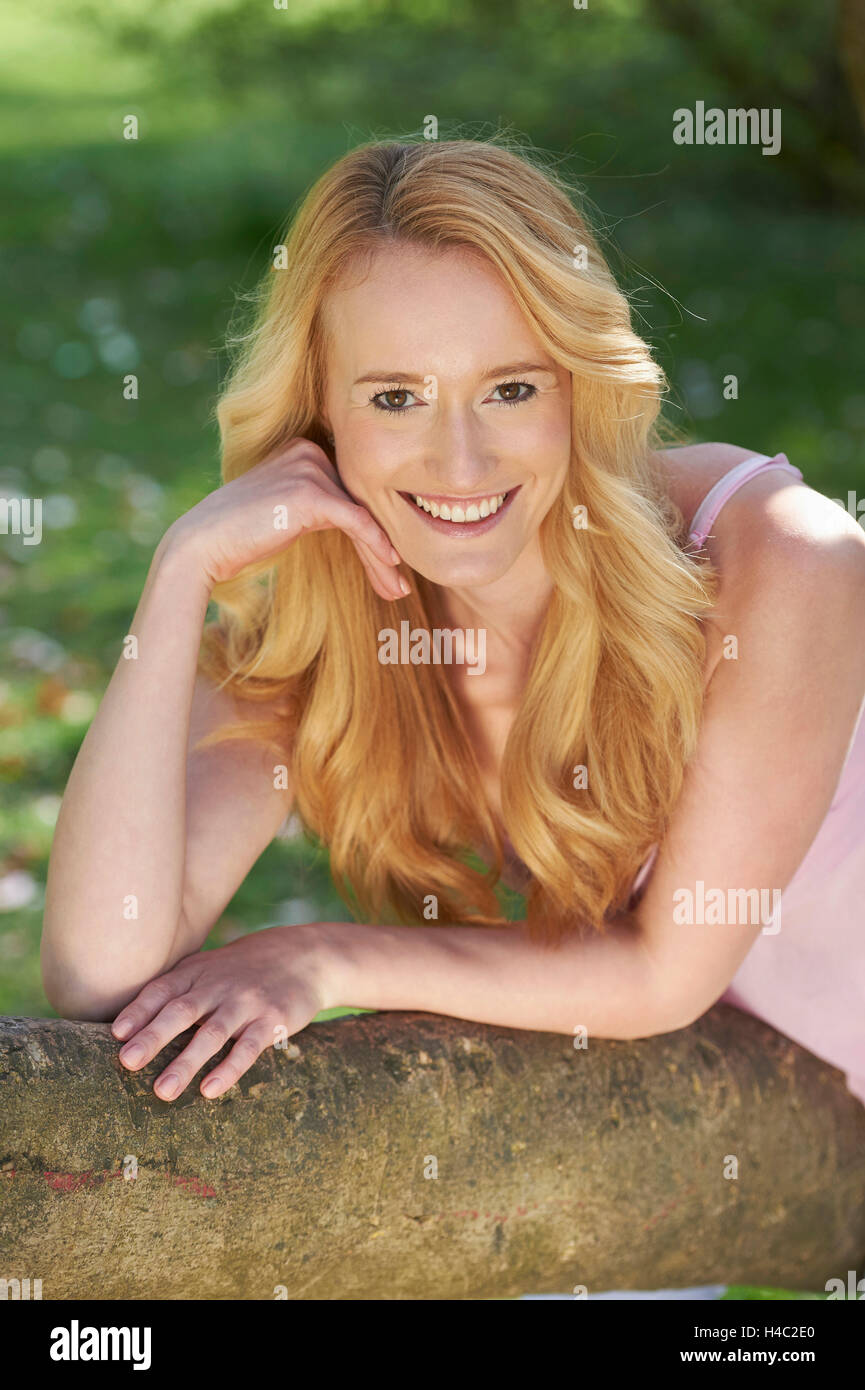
left=410, top=491, right=509, bottom=523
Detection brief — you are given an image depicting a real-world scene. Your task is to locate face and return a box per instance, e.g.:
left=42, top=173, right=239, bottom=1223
left=320, top=242, right=572, bottom=589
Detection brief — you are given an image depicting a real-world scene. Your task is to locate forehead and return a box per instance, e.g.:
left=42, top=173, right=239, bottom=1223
left=321, top=241, right=545, bottom=378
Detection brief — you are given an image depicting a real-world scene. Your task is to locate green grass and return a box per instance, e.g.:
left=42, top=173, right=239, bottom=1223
left=723, top=1286, right=827, bottom=1301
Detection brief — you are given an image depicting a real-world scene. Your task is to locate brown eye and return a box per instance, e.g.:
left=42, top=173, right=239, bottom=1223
left=371, top=387, right=415, bottom=412
left=493, top=381, right=535, bottom=405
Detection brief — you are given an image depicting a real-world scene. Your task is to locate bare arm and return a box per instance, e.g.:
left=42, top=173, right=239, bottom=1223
left=41, top=438, right=404, bottom=1020
left=319, top=913, right=661, bottom=1038
left=41, top=538, right=292, bottom=1020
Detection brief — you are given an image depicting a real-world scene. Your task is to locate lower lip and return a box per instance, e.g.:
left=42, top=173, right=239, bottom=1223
left=398, top=486, right=521, bottom=537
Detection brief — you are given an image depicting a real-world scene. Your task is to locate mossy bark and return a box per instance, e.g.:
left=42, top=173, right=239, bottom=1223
left=1, top=1008, right=863, bottom=1299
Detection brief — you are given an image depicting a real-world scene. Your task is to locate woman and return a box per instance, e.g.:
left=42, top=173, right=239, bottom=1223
left=41, top=139, right=865, bottom=1108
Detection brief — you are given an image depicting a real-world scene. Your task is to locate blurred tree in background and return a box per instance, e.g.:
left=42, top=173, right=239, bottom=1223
left=71, top=0, right=865, bottom=204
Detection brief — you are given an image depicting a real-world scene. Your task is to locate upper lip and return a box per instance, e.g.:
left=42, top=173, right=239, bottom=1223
left=399, top=487, right=515, bottom=504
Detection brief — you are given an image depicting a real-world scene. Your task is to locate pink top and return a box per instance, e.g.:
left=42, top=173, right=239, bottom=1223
left=630, top=452, right=865, bottom=1108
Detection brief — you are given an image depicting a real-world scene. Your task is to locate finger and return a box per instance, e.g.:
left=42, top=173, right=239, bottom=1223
left=117, top=988, right=212, bottom=1071
left=111, top=963, right=199, bottom=1042
left=353, top=535, right=410, bottom=600
left=152, top=1003, right=245, bottom=1102
left=349, top=505, right=403, bottom=568
left=307, top=490, right=402, bottom=569
left=200, top=1018, right=275, bottom=1099
left=265, top=438, right=338, bottom=488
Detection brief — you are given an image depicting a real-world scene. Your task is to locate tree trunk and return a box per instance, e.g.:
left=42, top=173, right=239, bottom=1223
left=1, top=1008, right=863, bottom=1299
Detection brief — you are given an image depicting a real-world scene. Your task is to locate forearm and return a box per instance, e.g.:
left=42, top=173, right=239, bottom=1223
left=42, top=531, right=212, bottom=1013
left=321, top=915, right=685, bottom=1041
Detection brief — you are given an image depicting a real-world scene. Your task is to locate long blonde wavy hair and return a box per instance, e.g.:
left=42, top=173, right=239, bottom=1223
left=197, top=136, right=715, bottom=943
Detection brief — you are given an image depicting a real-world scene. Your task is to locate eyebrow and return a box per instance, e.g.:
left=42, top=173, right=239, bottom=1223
left=352, top=361, right=556, bottom=386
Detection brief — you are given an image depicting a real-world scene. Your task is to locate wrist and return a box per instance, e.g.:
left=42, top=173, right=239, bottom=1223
left=307, top=921, right=364, bottom=1011
left=305, top=919, right=467, bottom=1015
left=152, top=522, right=214, bottom=605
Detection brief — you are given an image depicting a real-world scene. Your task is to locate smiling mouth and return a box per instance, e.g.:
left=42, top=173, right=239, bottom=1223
left=397, top=486, right=520, bottom=535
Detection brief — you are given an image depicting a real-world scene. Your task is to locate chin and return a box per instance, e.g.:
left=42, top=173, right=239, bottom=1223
left=404, top=547, right=518, bottom=589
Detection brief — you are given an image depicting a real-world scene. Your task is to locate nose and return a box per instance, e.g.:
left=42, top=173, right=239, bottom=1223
left=422, top=401, right=499, bottom=494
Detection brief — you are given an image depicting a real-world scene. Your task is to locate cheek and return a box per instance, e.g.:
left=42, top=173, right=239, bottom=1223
left=537, top=394, right=572, bottom=443
left=337, top=423, right=410, bottom=492
left=519, top=410, right=571, bottom=482
left=539, top=405, right=572, bottom=472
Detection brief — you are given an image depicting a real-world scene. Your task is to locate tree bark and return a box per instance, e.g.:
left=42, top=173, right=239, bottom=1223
left=1, top=1008, right=863, bottom=1299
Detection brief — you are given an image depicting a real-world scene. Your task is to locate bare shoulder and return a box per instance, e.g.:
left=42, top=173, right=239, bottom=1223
left=651, top=440, right=761, bottom=527
left=655, top=440, right=865, bottom=622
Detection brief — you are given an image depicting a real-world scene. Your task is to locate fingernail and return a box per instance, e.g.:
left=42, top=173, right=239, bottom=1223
left=119, top=1043, right=145, bottom=1066
left=156, top=1074, right=180, bottom=1100
left=112, top=1018, right=132, bottom=1039
left=398, top=577, right=411, bottom=596
left=201, top=1077, right=221, bottom=1098
left=389, top=545, right=401, bottom=564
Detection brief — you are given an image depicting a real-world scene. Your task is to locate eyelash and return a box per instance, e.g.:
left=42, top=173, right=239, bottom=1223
left=369, top=380, right=538, bottom=412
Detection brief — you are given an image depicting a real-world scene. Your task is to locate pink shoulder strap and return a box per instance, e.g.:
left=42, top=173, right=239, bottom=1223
left=688, top=452, right=803, bottom=547
left=630, top=452, right=806, bottom=906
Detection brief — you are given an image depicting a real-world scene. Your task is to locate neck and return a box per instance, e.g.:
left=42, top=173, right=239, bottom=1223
left=436, top=538, right=553, bottom=680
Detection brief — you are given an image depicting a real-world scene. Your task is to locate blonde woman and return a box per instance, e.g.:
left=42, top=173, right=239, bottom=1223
left=42, top=139, right=865, bottom=1109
